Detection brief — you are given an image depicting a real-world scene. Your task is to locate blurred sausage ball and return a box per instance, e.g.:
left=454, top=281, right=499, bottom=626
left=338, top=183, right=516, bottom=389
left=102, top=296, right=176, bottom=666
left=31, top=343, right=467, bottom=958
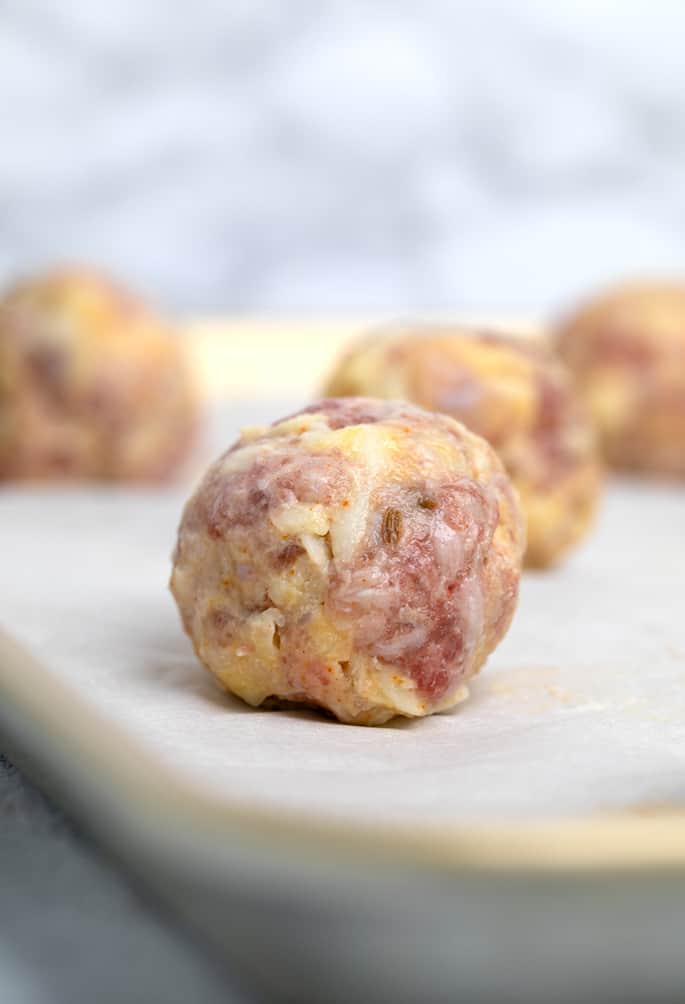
left=324, top=325, right=601, bottom=568
left=556, top=282, right=685, bottom=476
left=0, top=267, right=198, bottom=481
left=171, top=398, right=525, bottom=725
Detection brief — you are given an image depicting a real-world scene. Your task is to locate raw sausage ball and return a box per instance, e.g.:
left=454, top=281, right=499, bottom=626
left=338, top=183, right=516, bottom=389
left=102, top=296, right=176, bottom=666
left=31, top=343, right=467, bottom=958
left=171, top=398, right=525, bottom=725
left=325, top=325, right=601, bottom=568
left=556, top=282, right=685, bottom=476
left=0, top=267, right=198, bottom=481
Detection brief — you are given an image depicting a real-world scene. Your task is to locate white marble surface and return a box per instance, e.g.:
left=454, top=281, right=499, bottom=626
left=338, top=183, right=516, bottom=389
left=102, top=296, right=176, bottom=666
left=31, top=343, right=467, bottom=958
left=2, top=1, right=685, bottom=313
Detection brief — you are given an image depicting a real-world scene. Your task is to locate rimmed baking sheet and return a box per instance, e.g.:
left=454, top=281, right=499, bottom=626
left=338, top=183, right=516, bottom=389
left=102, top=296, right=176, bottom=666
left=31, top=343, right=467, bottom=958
left=1, top=402, right=684, bottom=873
left=3, top=382, right=685, bottom=1003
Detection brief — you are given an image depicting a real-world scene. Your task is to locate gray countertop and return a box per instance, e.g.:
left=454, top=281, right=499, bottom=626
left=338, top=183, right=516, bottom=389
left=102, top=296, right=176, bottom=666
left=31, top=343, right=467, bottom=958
left=0, top=755, right=248, bottom=1004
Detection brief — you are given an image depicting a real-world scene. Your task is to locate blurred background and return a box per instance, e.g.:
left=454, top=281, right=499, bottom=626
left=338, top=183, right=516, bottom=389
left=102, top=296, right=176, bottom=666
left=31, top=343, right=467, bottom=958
left=2, top=0, right=685, bottom=316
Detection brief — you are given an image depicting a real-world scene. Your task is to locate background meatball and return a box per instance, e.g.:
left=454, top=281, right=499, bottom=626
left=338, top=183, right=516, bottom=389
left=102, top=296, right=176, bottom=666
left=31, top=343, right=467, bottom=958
left=171, top=398, right=524, bottom=726
left=0, top=267, right=198, bottom=481
left=556, top=282, right=685, bottom=476
left=325, top=325, right=601, bottom=569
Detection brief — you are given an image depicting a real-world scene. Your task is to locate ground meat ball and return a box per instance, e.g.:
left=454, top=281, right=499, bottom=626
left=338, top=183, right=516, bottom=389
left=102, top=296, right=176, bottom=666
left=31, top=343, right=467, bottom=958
left=0, top=267, right=198, bottom=481
left=324, top=324, right=602, bottom=569
left=556, top=282, right=685, bottom=476
left=171, top=398, right=525, bottom=726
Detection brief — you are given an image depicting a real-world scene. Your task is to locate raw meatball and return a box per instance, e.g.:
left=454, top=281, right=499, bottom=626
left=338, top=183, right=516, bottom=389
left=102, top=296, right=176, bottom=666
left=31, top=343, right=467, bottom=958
left=556, top=282, right=685, bottom=476
left=171, top=398, right=524, bottom=725
left=325, top=325, right=601, bottom=568
left=0, top=267, right=198, bottom=481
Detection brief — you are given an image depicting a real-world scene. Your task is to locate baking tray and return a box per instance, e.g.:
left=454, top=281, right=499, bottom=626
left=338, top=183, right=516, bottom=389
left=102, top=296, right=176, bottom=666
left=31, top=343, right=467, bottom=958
left=1, top=323, right=685, bottom=1003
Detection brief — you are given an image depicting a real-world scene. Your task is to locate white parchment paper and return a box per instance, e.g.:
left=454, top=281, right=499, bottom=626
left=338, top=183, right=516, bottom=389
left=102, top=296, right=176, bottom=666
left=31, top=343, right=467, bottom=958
left=1, top=440, right=684, bottom=825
